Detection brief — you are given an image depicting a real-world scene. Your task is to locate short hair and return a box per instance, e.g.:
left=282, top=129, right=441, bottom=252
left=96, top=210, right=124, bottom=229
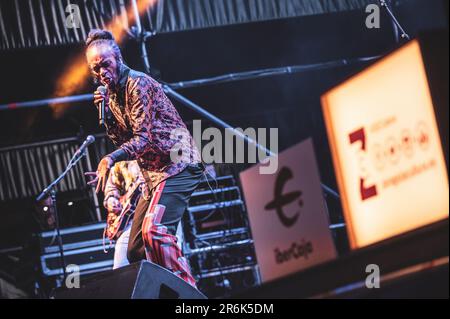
left=85, top=29, right=123, bottom=62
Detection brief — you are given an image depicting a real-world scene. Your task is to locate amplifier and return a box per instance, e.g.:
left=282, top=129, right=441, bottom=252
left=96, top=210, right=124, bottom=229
left=38, top=222, right=106, bottom=254
left=188, top=242, right=257, bottom=273
left=183, top=201, right=248, bottom=243
left=38, top=222, right=114, bottom=277
left=190, top=183, right=241, bottom=207
left=184, top=227, right=252, bottom=256
left=40, top=244, right=114, bottom=277
left=195, top=175, right=236, bottom=192
left=196, top=265, right=260, bottom=298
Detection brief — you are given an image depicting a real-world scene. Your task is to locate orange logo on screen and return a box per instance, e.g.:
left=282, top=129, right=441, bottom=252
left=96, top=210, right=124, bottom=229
left=371, top=122, right=431, bottom=171
left=349, top=121, right=433, bottom=201
left=349, top=127, right=378, bottom=201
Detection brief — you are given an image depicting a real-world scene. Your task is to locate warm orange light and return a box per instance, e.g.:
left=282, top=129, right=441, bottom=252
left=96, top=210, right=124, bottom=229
left=52, top=0, right=158, bottom=118
left=322, top=40, right=449, bottom=249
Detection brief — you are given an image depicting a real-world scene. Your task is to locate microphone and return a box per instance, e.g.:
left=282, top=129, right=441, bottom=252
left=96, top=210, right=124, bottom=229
left=97, top=86, right=107, bottom=126
left=73, top=135, right=96, bottom=158
left=37, top=135, right=96, bottom=202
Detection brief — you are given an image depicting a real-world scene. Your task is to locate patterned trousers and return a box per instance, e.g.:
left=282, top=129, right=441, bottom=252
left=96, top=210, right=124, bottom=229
left=127, top=164, right=203, bottom=287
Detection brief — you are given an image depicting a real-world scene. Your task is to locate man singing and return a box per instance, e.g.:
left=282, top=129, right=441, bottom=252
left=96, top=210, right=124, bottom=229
left=84, top=29, right=202, bottom=287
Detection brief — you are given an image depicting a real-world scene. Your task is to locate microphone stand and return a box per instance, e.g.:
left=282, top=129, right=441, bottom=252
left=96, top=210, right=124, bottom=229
left=379, top=0, right=410, bottom=42
left=36, top=148, right=88, bottom=283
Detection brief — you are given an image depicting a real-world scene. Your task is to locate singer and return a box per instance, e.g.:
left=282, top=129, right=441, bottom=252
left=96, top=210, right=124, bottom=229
left=84, top=29, right=202, bottom=287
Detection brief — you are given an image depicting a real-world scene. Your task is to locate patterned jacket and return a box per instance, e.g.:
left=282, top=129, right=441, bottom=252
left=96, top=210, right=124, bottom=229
left=104, top=64, right=201, bottom=199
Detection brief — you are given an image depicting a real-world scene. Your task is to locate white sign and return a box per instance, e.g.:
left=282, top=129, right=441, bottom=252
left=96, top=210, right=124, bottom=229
left=321, top=40, right=449, bottom=248
left=240, top=138, right=337, bottom=283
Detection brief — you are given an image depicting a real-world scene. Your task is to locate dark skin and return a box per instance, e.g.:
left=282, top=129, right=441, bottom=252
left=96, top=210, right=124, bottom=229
left=84, top=44, right=121, bottom=193
left=84, top=157, right=114, bottom=193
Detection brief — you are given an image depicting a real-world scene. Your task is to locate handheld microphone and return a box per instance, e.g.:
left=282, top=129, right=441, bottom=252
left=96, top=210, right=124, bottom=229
left=73, top=135, right=96, bottom=158
left=97, top=86, right=107, bottom=126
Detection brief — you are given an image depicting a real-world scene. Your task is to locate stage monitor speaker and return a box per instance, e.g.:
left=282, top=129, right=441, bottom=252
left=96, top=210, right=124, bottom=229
left=50, top=261, right=207, bottom=299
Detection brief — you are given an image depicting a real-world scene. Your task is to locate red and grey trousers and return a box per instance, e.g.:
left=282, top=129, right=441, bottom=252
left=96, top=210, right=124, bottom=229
left=126, top=164, right=203, bottom=287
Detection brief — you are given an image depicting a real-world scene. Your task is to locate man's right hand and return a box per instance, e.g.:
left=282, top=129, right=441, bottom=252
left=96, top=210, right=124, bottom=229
left=93, top=89, right=109, bottom=108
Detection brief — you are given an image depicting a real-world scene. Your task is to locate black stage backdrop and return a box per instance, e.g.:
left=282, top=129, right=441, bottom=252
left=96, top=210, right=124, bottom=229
left=0, top=0, right=447, bottom=293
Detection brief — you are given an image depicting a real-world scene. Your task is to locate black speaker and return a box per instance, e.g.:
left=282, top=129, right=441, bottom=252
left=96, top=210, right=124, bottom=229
left=50, top=261, right=207, bottom=299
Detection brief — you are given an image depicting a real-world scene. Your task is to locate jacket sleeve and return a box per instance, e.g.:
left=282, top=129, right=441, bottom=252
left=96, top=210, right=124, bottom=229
left=117, top=76, right=154, bottom=160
